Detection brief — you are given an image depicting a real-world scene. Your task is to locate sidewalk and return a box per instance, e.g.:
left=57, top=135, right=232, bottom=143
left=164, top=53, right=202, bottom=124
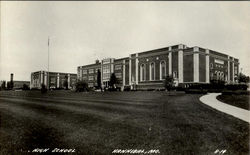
left=199, top=93, right=250, bottom=123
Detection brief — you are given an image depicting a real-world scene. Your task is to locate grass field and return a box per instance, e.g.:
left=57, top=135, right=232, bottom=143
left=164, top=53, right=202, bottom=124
left=0, top=90, right=249, bottom=154
left=217, top=94, right=249, bottom=110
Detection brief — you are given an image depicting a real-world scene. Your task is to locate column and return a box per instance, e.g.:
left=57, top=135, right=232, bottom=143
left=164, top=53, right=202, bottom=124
left=135, top=53, right=139, bottom=85
left=178, top=50, right=183, bottom=83
left=193, top=47, right=199, bottom=82
left=111, top=58, right=114, bottom=73
left=57, top=73, right=60, bottom=88
left=41, top=71, right=44, bottom=84
left=68, top=74, right=70, bottom=88
left=30, top=73, right=33, bottom=89
left=129, top=54, right=132, bottom=85
left=168, top=51, right=172, bottom=75
left=101, top=61, right=103, bottom=88
left=227, top=56, right=230, bottom=83
left=44, top=72, right=47, bottom=86
left=123, top=60, right=126, bottom=86
left=79, top=67, right=82, bottom=81
left=232, top=58, right=235, bottom=83
left=205, top=49, right=210, bottom=83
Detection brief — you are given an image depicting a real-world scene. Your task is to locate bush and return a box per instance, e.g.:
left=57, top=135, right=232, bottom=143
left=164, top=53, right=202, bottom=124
left=225, top=84, right=248, bottom=91
left=185, top=89, right=208, bottom=94
left=41, top=84, right=47, bottom=94
left=22, top=84, right=30, bottom=90
left=164, top=75, right=174, bottom=91
left=186, top=81, right=225, bottom=92
left=222, top=90, right=250, bottom=95
left=175, top=86, right=186, bottom=91
left=75, top=81, right=88, bottom=92
left=123, top=86, right=131, bottom=91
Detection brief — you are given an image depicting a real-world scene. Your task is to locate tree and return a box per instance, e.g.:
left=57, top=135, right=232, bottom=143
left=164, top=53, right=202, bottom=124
left=10, top=81, right=14, bottom=90
left=109, top=73, right=118, bottom=90
left=63, top=75, right=69, bottom=90
left=7, top=81, right=12, bottom=90
left=1, top=81, right=6, bottom=90
left=237, top=72, right=250, bottom=83
left=75, top=80, right=88, bottom=92
left=164, top=75, right=174, bottom=91
left=41, top=83, right=47, bottom=93
left=22, top=84, right=29, bottom=90
left=97, top=69, right=101, bottom=89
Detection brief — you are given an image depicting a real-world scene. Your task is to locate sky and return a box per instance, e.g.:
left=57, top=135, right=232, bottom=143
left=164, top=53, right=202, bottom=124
left=1, top=1, right=250, bottom=81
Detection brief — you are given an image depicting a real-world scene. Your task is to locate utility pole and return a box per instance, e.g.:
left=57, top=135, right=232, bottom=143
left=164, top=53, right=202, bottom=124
left=48, top=37, right=50, bottom=90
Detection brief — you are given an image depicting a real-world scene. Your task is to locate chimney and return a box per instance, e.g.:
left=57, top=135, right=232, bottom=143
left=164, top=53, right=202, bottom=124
left=95, top=59, right=99, bottom=64
left=10, top=73, right=13, bottom=82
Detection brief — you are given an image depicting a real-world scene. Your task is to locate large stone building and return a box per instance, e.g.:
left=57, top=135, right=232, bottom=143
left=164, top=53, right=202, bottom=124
left=77, top=44, right=239, bottom=90
left=30, top=71, right=77, bottom=89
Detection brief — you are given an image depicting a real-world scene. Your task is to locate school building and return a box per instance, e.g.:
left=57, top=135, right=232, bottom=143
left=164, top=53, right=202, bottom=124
left=77, top=44, right=239, bottom=90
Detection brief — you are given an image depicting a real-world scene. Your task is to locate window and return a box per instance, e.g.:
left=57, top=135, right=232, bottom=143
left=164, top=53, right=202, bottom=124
left=88, top=83, right=94, bottom=87
left=173, top=71, right=177, bottom=78
left=210, top=72, right=214, bottom=80
left=103, top=65, right=110, bottom=74
left=88, top=76, right=94, bottom=81
left=221, top=72, right=224, bottom=80
left=216, top=71, right=220, bottom=80
left=140, top=64, right=146, bottom=81
left=82, top=76, right=87, bottom=80
left=150, top=62, right=155, bottom=81
left=89, top=69, right=94, bottom=74
left=115, top=73, right=122, bottom=78
left=82, top=70, right=87, bottom=74
left=160, top=61, right=166, bottom=80
left=115, top=65, right=122, bottom=70
left=234, top=66, right=238, bottom=75
left=210, top=63, right=213, bottom=69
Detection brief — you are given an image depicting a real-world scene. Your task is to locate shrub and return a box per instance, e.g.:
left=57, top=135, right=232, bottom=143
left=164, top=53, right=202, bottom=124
left=75, top=81, right=88, bottom=92
left=22, top=84, right=30, bottom=90
left=225, top=84, right=248, bottom=91
left=41, top=84, right=47, bottom=94
left=185, top=89, right=208, bottom=94
left=175, top=86, right=186, bottom=91
left=222, top=90, right=249, bottom=95
left=164, top=75, right=174, bottom=91
left=123, top=86, right=131, bottom=91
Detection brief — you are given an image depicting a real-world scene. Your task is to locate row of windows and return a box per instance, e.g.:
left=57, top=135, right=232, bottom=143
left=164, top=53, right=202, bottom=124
left=81, top=68, right=100, bottom=75
left=140, top=61, right=171, bottom=81
left=88, top=76, right=94, bottom=81
left=103, top=73, right=110, bottom=80
left=115, top=73, right=122, bottom=78
left=103, top=65, right=110, bottom=74
left=115, top=65, right=122, bottom=70
left=211, top=71, right=226, bottom=80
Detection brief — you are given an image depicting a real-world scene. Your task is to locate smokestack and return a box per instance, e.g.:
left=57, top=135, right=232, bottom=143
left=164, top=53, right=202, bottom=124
left=10, top=73, right=13, bottom=82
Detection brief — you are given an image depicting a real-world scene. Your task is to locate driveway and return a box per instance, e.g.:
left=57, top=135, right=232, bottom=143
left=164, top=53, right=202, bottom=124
left=200, top=93, right=250, bottom=123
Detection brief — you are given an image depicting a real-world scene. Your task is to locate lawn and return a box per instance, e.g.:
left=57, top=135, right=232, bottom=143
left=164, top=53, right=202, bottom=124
left=0, top=90, right=249, bottom=154
left=217, top=94, right=249, bottom=110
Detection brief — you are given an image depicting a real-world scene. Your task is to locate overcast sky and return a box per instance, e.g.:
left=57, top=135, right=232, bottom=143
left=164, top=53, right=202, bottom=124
left=1, top=1, right=249, bottom=81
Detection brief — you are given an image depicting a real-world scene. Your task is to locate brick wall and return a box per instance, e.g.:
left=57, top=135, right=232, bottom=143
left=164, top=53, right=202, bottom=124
left=183, top=54, right=193, bottom=82
left=172, top=52, right=178, bottom=78
left=199, top=54, right=206, bottom=82
left=125, top=60, right=129, bottom=85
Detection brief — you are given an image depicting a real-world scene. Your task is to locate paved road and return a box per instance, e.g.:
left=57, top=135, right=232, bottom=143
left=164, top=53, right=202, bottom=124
left=200, top=93, right=250, bottom=123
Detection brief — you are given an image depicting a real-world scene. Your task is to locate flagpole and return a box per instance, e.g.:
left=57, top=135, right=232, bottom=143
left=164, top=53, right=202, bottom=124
left=48, top=37, right=50, bottom=90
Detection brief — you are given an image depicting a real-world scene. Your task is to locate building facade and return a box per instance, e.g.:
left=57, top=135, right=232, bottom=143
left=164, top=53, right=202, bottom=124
left=77, top=44, right=239, bottom=90
left=30, top=71, right=77, bottom=89
left=13, top=81, right=30, bottom=89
